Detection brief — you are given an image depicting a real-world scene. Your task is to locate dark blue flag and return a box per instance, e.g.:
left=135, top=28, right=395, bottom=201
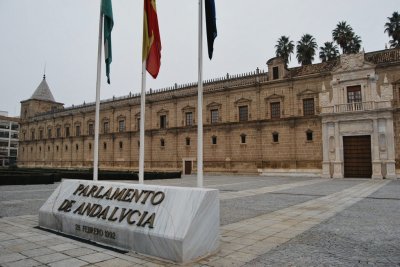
left=205, top=0, right=217, bottom=59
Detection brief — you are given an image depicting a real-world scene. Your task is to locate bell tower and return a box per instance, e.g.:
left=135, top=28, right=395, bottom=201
left=20, top=75, right=64, bottom=122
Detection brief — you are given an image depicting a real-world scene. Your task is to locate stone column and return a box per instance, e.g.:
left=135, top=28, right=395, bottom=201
left=332, top=121, right=343, bottom=178
left=385, top=117, right=397, bottom=179
left=372, top=119, right=383, bottom=179
left=321, top=122, right=331, bottom=178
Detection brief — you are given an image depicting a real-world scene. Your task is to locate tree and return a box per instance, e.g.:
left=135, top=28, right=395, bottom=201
left=332, top=21, right=362, bottom=54
left=275, top=36, right=294, bottom=66
left=319, top=42, right=339, bottom=62
left=348, top=34, right=362, bottom=53
left=384, top=11, right=400, bottom=48
left=296, top=34, right=317, bottom=65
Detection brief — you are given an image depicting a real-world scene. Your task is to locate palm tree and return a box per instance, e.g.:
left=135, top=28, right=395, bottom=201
left=319, top=42, right=339, bottom=62
left=348, top=34, right=362, bottom=53
left=296, top=34, right=317, bottom=65
left=275, top=36, right=294, bottom=66
left=332, top=21, right=355, bottom=54
left=384, top=11, right=400, bottom=48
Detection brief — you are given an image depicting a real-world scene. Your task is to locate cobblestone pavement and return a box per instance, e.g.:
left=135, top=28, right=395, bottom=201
left=0, top=175, right=399, bottom=266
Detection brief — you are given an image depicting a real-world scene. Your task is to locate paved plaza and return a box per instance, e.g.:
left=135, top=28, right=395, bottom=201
left=0, top=175, right=399, bottom=266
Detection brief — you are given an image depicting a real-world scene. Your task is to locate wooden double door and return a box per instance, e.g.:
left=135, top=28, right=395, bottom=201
left=343, top=135, right=372, bottom=178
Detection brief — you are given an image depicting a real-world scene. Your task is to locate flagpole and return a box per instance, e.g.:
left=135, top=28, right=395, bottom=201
left=139, top=60, right=146, bottom=184
left=197, top=0, right=204, bottom=188
left=93, top=3, right=103, bottom=181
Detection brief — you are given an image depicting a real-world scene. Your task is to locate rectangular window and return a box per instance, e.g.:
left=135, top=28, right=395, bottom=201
left=118, top=120, right=125, bottom=132
left=303, top=98, right=315, bottom=116
left=347, top=85, right=362, bottom=103
left=239, top=106, right=248, bottom=122
left=75, top=125, right=80, bottom=137
left=56, top=127, right=61, bottom=138
left=273, top=132, right=279, bottom=143
left=0, top=131, right=9, bottom=138
left=137, top=118, right=141, bottom=131
left=0, top=141, right=8, bottom=147
left=241, top=134, right=246, bottom=144
left=10, top=142, right=18, bottom=148
left=273, top=66, right=279, bottom=80
left=31, top=130, right=35, bottom=140
left=160, top=115, right=167, bottom=129
left=65, top=127, right=70, bottom=137
left=185, top=112, right=193, bottom=126
left=104, top=122, right=109, bottom=134
left=306, top=131, right=313, bottom=141
left=88, top=123, right=94, bottom=135
left=211, top=109, right=219, bottom=124
left=48, top=128, right=52, bottom=138
left=212, top=136, right=217, bottom=145
left=39, top=130, right=43, bottom=140
left=0, top=124, right=9, bottom=129
left=270, top=102, right=281, bottom=119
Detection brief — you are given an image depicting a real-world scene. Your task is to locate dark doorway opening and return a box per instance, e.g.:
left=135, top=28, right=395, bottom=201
left=343, top=135, right=372, bottom=178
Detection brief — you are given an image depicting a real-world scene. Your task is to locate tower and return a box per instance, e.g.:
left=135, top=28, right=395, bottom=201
left=20, top=75, right=64, bottom=121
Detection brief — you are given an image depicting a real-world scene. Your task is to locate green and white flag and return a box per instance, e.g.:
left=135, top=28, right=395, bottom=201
left=101, top=0, right=113, bottom=84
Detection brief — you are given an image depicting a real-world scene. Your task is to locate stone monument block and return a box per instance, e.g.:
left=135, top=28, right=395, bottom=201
left=39, top=180, right=219, bottom=263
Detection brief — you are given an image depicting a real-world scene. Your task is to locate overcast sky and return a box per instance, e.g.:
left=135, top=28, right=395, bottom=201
left=0, top=0, right=398, bottom=117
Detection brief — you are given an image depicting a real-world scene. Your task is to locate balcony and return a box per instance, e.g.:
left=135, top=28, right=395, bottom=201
left=321, top=101, right=392, bottom=114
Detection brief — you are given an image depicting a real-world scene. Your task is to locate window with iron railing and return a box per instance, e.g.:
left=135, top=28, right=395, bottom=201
left=185, top=112, right=193, bottom=126
left=239, top=106, right=248, bottom=122
left=118, top=120, right=125, bottom=132
left=75, top=125, right=80, bottom=137
left=270, top=102, right=281, bottom=119
left=211, top=109, right=219, bottom=124
left=104, top=121, right=109, bottom=134
left=303, top=98, right=315, bottom=116
left=88, top=123, right=94, bottom=135
left=160, top=115, right=167, bottom=129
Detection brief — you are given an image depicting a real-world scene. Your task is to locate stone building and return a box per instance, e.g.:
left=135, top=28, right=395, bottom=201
left=18, top=49, right=400, bottom=179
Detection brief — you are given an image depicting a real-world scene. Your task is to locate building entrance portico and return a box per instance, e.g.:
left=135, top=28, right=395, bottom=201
left=320, top=53, right=397, bottom=179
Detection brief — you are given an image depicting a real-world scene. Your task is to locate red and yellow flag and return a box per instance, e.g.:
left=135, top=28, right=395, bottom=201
left=143, top=0, right=161, bottom=79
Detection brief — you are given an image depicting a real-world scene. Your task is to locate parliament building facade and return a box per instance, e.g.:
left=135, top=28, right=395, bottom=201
left=18, top=49, right=400, bottom=179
